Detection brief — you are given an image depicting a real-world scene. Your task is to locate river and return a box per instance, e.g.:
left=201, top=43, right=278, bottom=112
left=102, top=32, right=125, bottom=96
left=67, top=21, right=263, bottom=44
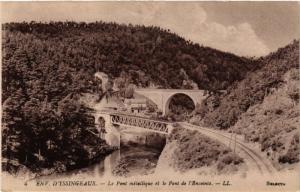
left=38, top=145, right=164, bottom=180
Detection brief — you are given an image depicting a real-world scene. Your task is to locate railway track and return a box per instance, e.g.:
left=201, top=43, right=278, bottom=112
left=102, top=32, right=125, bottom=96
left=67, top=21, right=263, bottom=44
left=179, top=122, right=276, bottom=175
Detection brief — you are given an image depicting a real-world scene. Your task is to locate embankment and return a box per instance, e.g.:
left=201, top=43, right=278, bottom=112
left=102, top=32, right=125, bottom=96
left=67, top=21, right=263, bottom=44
left=156, top=127, right=245, bottom=176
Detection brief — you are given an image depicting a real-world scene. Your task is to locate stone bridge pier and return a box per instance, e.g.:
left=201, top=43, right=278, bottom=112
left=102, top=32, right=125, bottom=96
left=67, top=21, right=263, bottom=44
left=94, top=113, right=120, bottom=147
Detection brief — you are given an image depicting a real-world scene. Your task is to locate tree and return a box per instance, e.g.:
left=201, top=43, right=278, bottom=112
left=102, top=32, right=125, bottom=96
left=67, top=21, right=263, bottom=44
left=287, top=81, right=299, bottom=104
left=105, top=80, right=114, bottom=93
left=124, top=84, right=135, bottom=99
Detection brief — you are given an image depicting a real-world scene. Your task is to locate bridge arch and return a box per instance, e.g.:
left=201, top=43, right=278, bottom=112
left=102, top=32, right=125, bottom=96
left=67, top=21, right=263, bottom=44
left=134, top=89, right=206, bottom=116
left=164, top=93, right=196, bottom=115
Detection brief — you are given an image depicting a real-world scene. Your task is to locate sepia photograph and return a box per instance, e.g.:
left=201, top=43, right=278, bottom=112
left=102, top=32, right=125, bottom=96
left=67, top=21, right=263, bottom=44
left=1, top=1, right=299, bottom=191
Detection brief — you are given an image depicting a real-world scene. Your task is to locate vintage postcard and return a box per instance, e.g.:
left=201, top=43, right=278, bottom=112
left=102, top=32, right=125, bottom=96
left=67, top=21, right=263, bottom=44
left=1, top=1, right=299, bottom=191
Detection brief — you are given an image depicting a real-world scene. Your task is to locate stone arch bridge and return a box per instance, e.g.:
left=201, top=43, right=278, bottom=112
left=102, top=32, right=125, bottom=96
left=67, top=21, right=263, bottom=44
left=135, top=88, right=206, bottom=115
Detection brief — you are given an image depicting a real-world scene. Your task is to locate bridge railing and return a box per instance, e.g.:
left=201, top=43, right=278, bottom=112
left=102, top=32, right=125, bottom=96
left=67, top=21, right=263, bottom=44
left=110, top=114, right=169, bottom=134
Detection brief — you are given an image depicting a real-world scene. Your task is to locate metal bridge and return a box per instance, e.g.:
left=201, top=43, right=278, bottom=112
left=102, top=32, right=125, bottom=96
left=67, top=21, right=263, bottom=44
left=109, top=113, right=169, bottom=134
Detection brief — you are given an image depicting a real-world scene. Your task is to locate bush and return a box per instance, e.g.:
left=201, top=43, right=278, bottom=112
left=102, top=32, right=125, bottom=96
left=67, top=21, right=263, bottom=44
left=289, top=68, right=299, bottom=80
left=287, top=82, right=299, bottom=103
left=278, top=134, right=299, bottom=164
left=220, top=153, right=244, bottom=165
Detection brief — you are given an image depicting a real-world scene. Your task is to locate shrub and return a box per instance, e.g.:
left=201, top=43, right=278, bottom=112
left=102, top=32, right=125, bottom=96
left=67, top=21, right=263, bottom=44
left=287, top=82, right=299, bottom=103
left=220, top=153, right=243, bottom=165
left=275, top=109, right=283, bottom=115
left=278, top=134, right=299, bottom=164
left=289, top=69, right=299, bottom=80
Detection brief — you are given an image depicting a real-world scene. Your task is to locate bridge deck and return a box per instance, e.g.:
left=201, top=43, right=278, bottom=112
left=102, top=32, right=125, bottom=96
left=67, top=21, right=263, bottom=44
left=110, top=112, right=170, bottom=123
left=110, top=113, right=169, bottom=134
left=135, top=88, right=205, bottom=93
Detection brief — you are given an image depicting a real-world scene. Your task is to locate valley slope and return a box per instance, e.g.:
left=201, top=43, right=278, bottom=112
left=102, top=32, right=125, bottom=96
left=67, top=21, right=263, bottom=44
left=191, top=40, right=299, bottom=169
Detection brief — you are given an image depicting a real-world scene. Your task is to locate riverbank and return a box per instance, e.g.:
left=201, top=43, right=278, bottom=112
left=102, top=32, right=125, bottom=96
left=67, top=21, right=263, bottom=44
left=112, top=145, right=163, bottom=177
left=2, top=141, right=116, bottom=179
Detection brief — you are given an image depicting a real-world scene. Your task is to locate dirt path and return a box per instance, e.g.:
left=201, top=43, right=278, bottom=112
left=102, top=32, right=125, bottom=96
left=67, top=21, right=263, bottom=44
left=179, top=122, right=277, bottom=176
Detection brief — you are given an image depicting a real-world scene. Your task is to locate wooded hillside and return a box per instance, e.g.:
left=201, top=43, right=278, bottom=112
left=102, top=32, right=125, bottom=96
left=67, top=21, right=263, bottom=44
left=193, top=40, right=299, bottom=129
left=3, top=21, right=259, bottom=94
left=191, top=40, right=299, bottom=167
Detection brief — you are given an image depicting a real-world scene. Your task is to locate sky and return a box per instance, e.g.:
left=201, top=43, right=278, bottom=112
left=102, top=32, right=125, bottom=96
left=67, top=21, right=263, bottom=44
left=1, top=2, right=300, bottom=57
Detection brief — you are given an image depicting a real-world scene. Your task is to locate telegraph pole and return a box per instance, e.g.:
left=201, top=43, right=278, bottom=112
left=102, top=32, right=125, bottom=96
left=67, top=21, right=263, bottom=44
left=234, top=133, right=237, bottom=153
left=229, top=132, right=233, bottom=149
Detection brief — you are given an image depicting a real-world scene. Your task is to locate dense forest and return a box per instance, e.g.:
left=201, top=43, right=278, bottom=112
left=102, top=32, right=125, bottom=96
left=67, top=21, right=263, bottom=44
left=1, top=21, right=262, bottom=174
left=3, top=21, right=260, bottom=92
